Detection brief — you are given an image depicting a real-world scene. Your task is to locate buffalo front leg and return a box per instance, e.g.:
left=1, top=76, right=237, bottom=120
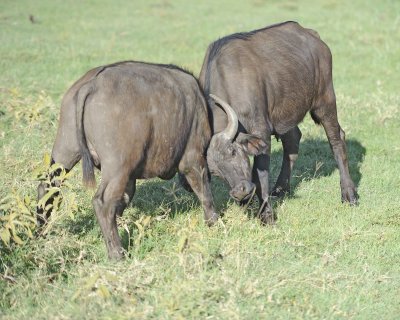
left=272, top=126, right=302, bottom=197
left=180, top=157, right=218, bottom=226
left=253, top=154, right=274, bottom=225
left=252, top=137, right=274, bottom=224
left=92, top=173, right=132, bottom=260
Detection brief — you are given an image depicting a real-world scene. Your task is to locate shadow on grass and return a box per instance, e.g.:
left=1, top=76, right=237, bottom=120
left=246, top=137, right=365, bottom=217
left=274, top=138, right=365, bottom=196
left=65, top=137, right=365, bottom=235
left=64, top=175, right=232, bottom=236
left=131, top=176, right=231, bottom=218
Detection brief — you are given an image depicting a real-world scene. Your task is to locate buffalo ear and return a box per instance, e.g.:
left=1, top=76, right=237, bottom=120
left=236, top=133, right=267, bottom=156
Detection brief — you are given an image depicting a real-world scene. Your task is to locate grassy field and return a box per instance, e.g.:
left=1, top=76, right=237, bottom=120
left=1, top=0, right=399, bottom=318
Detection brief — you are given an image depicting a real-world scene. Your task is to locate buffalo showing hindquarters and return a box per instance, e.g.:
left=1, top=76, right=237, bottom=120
left=200, top=21, right=357, bottom=224
left=37, top=61, right=254, bottom=260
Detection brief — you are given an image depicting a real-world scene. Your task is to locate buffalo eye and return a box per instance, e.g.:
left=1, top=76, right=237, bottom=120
left=231, top=149, right=236, bottom=157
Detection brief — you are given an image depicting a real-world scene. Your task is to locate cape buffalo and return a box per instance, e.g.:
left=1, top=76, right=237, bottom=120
left=37, top=61, right=255, bottom=259
left=199, top=21, right=357, bottom=224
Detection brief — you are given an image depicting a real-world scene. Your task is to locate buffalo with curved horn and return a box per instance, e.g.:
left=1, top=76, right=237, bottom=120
left=200, top=21, right=357, bottom=223
left=37, top=61, right=255, bottom=259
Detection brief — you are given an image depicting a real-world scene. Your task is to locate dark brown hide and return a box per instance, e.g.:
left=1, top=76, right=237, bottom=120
left=200, top=21, right=357, bottom=223
left=38, top=62, right=218, bottom=259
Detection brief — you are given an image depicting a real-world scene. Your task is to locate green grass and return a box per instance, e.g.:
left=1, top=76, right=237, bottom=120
left=1, top=0, right=400, bottom=318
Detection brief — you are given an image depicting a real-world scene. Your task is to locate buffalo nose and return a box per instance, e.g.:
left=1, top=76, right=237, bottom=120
left=230, top=181, right=255, bottom=201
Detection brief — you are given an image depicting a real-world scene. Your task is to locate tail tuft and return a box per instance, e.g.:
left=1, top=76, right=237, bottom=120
left=82, top=151, right=96, bottom=188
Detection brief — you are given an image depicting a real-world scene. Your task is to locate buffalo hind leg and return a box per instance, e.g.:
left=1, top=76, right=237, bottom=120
left=311, top=103, right=357, bottom=205
left=38, top=93, right=81, bottom=225
left=37, top=152, right=80, bottom=226
left=272, top=126, right=302, bottom=197
left=37, top=159, right=64, bottom=226
left=179, top=157, right=217, bottom=226
left=92, top=171, right=133, bottom=260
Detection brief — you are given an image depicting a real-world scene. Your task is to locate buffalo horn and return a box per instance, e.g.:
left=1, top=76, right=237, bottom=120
left=209, top=94, right=238, bottom=141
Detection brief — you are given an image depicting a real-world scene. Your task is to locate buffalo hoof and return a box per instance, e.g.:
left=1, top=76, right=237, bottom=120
left=341, top=186, right=358, bottom=206
left=205, top=212, right=219, bottom=227
left=36, top=211, right=46, bottom=228
left=258, top=206, right=276, bottom=225
left=270, top=185, right=290, bottom=198
left=260, top=211, right=276, bottom=225
left=108, top=253, right=124, bottom=261
left=107, top=248, right=125, bottom=261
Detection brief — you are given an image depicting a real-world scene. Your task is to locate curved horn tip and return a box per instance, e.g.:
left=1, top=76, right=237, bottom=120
left=209, top=94, right=223, bottom=104
left=209, top=93, right=218, bottom=100
left=209, top=94, right=238, bottom=141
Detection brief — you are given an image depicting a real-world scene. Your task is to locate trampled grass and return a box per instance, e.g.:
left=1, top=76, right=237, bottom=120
left=1, top=0, right=399, bottom=319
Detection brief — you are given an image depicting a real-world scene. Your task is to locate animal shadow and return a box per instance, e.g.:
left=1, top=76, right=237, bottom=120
left=128, top=138, right=365, bottom=219
left=132, top=177, right=231, bottom=218
left=270, top=137, right=365, bottom=199
left=65, top=174, right=232, bottom=237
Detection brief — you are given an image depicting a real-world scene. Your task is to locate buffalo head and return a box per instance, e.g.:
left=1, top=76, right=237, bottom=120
left=207, top=94, right=267, bottom=202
